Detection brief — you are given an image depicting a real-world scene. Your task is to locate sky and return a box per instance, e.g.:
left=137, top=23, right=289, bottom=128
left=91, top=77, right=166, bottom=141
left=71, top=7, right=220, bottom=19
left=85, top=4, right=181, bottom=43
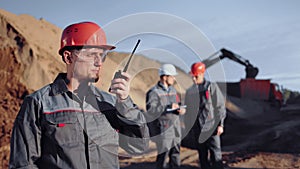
left=1, top=0, right=300, bottom=91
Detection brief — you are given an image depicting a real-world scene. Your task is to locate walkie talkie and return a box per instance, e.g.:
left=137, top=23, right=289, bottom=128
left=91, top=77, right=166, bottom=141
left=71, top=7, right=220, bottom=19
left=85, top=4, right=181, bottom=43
left=109, top=39, right=141, bottom=92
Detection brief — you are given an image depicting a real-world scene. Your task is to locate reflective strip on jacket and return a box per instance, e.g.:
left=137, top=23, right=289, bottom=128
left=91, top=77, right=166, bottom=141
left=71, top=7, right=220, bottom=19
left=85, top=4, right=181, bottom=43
left=9, top=73, right=148, bottom=169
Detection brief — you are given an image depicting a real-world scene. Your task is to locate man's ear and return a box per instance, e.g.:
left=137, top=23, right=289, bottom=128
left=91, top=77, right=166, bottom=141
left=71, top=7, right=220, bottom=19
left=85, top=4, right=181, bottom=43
left=63, top=50, right=72, bottom=64
left=161, top=75, right=167, bottom=81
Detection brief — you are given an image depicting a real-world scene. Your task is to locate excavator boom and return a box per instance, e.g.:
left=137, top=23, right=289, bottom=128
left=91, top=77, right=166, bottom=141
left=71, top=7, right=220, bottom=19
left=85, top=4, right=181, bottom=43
left=202, top=48, right=259, bottom=78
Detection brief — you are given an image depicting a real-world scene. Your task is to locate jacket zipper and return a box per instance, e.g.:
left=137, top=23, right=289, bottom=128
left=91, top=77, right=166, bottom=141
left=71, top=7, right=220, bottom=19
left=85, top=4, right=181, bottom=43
left=81, top=96, right=91, bottom=169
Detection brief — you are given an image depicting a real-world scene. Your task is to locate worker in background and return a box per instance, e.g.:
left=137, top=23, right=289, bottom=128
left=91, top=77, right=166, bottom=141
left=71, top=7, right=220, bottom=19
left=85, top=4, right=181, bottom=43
left=146, top=63, right=186, bottom=169
left=184, top=62, right=226, bottom=169
left=9, top=21, right=148, bottom=169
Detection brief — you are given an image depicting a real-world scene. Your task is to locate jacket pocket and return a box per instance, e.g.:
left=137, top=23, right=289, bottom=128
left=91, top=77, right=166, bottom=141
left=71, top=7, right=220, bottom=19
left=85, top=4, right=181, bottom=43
left=91, top=113, right=118, bottom=147
left=43, top=112, right=81, bottom=144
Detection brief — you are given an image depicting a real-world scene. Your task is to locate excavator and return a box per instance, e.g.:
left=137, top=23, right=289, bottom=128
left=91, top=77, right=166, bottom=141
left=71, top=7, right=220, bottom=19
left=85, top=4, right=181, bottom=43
left=202, top=48, right=283, bottom=106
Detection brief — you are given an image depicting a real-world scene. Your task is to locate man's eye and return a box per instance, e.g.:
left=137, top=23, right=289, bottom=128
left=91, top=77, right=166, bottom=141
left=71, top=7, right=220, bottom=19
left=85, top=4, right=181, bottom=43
left=97, top=53, right=104, bottom=57
left=86, top=53, right=96, bottom=57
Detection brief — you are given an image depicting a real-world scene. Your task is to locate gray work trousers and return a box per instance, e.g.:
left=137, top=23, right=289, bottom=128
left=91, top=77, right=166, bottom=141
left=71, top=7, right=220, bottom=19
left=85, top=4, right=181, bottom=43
left=156, top=143, right=180, bottom=169
left=198, top=135, right=223, bottom=169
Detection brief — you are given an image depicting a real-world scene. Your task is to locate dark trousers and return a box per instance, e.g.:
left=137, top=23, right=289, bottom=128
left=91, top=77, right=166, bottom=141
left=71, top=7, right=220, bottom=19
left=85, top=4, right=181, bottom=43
left=156, top=143, right=181, bottom=169
left=197, top=135, right=223, bottom=169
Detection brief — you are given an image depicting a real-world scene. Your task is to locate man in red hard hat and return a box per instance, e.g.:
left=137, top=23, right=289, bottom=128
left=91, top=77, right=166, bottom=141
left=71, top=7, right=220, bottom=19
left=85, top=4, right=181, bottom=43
left=9, top=21, right=149, bottom=169
left=184, top=62, right=226, bottom=169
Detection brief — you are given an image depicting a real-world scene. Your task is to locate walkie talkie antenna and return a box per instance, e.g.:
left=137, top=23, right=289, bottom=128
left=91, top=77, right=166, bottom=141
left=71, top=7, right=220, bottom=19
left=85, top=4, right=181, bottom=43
left=123, top=39, right=141, bottom=72
left=108, top=39, right=141, bottom=92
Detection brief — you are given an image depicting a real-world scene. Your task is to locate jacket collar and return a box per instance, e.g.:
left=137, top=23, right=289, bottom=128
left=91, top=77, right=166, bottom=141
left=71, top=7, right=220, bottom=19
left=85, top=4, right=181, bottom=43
left=50, top=73, right=69, bottom=96
left=50, top=73, right=100, bottom=97
left=197, top=79, right=210, bottom=92
left=157, top=81, right=170, bottom=92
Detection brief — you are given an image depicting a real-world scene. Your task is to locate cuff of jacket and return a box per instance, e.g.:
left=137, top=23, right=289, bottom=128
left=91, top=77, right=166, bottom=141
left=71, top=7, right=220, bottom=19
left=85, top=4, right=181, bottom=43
left=218, top=120, right=224, bottom=127
left=116, top=96, right=133, bottom=111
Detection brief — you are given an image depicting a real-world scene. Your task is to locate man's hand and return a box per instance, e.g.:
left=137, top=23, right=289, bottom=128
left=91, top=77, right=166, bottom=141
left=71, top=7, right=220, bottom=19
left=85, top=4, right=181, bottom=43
left=172, top=103, right=186, bottom=115
left=109, top=72, right=131, bottom=100
left=216, top=126, right=224, bottom=136
left=178, top=107, right=186, bottom=115
left=171, top=103, right=179, bottom=109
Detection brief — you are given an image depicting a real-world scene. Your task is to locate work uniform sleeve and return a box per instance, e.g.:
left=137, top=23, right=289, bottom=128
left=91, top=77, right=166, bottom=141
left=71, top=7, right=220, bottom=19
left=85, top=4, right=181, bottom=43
left=145, top=90, right=167, bottom=137
left=9, top=96, right=41, bottom=169
left=114, top=96, right=150, bottom=155
left=145, top=90, right=166, bottom=120
left=211, top=83, right=227, bottom=127
left=115, top=96, right=146, bottom=125
left=183, top=87, right=200, bottom=130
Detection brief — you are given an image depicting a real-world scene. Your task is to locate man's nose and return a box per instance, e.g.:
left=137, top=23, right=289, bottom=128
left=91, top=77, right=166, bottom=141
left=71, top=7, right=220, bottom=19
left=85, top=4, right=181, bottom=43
left=94, top=56, right=102, bottom=66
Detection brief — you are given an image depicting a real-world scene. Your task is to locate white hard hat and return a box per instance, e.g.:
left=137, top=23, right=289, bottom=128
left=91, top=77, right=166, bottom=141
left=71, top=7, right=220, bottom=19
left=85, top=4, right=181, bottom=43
left=159, top=64, right=178, bottom=76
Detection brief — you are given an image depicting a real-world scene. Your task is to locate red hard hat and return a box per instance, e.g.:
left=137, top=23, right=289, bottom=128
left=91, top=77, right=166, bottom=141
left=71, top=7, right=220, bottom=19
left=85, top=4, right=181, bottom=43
left=58, top=21, right=115, bottom=55
left=190, top=62, right=206, bottom=76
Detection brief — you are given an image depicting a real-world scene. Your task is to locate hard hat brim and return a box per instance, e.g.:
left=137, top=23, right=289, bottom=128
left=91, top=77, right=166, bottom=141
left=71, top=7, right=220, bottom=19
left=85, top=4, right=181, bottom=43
left=58, top=45, right=115, bottom=55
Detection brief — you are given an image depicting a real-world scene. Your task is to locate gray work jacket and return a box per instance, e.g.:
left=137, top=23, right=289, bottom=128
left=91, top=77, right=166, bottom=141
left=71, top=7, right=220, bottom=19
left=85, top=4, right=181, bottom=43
left=9, top=73, right=148, bottom=169
left=146, top=82, right=181, bottom=150
left=184, top=81, right=226, bottom=143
